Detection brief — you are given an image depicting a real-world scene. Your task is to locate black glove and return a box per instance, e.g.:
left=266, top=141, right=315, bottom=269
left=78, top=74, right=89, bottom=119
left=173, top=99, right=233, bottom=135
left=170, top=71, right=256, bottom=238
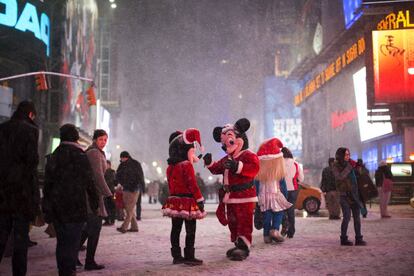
left=197, top=201, right=205, bottom=212
left=224, top=159, right=238, bottom=173
left=203, top=153, right=212, bottom=166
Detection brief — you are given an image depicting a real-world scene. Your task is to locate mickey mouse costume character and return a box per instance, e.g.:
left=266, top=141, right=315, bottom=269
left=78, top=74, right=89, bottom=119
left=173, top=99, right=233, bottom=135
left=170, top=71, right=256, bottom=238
left=203, top=118, right=259, bottom=261
left=162, top=128, right=207, bottom=265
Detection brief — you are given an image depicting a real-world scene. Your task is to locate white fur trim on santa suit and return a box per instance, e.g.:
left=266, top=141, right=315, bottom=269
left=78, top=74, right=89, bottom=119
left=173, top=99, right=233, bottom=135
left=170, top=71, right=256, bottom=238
left=162, top=208, right=207, bottom=219
left=258, top=152, right=283, bottom=160
left=224, top=169, right=229, bottom=185
left=196, top=197, right=205, bottom=202
left=239, top=236, right=251, bottom=248
left=236, top=161, right=243, bottom=174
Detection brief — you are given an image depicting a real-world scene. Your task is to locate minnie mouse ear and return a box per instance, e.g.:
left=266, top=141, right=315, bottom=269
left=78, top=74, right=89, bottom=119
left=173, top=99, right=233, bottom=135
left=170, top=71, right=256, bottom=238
left=213, top=127, right=223, bottom=142
left=235, top=118, right=250, bottom=133
left=169, top=131, right=182, bottom=144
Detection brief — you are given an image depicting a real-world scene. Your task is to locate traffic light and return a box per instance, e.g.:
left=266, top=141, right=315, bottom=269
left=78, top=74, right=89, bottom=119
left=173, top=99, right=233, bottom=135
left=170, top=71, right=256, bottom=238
left=35, top=74, right=48, bottom=91
left=86, top=86, right=97, bottom=106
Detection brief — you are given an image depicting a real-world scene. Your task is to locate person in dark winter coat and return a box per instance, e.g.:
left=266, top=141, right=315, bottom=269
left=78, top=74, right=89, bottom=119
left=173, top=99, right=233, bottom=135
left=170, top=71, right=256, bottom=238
left=78, top=129, right=112, bottom=271
left=116, top=151, right=145, bottom=233
left=103, top=160, right=116, bottom=226
left=321, top=157, right=341, bottom=220
left=43, top=124, right=99, bottom=276
left=375, top=161, right=393, bottom=218
left=356, top=159, right=371, bottom=218
left=0, top=100, right=39, bottom=276
left=332, top=147, right=366, bottom=246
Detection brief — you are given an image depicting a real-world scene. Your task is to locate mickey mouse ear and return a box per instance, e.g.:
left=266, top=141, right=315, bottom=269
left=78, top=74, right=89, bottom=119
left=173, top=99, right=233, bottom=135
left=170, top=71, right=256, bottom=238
left=213, top=127, right=223, bottom=142
left=235, top=118, right=250, bottom=133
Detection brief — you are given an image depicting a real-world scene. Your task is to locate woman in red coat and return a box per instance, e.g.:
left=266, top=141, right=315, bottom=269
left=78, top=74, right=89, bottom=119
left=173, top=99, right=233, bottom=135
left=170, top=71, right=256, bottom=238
left=162, top=128, right=206, bottom=265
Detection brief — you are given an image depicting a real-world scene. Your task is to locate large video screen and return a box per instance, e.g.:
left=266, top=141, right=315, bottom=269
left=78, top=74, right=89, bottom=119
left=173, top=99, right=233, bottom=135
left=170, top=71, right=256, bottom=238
left=390, top=163, right=413, bottom=177
left=372, top=29, right=414, bottom=104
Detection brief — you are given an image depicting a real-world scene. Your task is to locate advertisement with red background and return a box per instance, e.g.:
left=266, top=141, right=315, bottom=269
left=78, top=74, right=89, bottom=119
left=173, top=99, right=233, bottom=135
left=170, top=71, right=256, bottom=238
left=372, top=29, right=414, bottom=104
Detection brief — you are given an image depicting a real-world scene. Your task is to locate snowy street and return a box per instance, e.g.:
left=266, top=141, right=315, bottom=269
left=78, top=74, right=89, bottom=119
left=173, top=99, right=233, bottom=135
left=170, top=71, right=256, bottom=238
left=1, top=198, right=414, bottom=276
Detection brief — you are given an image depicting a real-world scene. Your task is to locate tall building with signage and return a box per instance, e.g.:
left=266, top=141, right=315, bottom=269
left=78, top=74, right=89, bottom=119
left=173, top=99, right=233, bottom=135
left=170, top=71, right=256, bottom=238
left=0, top=0, right=117, bottom=167
left=289, top=0, right=414, bottom=185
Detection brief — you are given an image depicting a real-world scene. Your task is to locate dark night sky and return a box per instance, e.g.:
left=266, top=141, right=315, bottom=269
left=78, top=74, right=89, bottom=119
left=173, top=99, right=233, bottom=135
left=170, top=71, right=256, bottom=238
left=109, top=0, right=290, bottom=179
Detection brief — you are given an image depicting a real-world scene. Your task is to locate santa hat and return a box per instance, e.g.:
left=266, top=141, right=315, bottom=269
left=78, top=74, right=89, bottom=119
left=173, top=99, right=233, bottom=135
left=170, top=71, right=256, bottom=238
left=257, top=138, right=284, bottom=160
left=183, top=128, right=204, bottom=152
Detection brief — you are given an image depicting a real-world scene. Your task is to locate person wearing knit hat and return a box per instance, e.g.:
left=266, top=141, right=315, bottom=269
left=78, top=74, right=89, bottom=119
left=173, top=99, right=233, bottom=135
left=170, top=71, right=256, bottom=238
left=203, top=118, right=259, bottom=261
left=162, top=128, right=206, bottom=266
left=255, top=138, right=292, bottom=244
left=116, top=150, right=145, bottom=233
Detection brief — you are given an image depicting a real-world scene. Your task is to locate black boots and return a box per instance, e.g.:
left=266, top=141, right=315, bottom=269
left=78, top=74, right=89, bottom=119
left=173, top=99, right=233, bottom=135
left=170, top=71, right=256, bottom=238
left=171, top=247, right=202, bottom=265
left=340, top=236, right=353, bottom=246
left=183, top=247, right=203, bottom=266
left=171, top=247, right=185, bottom=264
left=340, top=236, right=367, bottom=246
left=228, top=238, right=249, bottom=261
left=355, top=236, right=367, bottom=246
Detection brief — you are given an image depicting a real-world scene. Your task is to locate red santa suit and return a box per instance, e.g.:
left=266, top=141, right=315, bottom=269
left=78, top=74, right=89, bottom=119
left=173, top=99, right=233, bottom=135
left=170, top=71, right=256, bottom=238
left=162, top=160, right=206, bottom=219
left=207, top=149, right=259, bottom=247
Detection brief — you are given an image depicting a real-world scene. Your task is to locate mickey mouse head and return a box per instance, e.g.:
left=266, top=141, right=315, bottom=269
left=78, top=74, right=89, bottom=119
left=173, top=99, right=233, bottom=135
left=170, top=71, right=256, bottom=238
left=213, top=118, right=250, bottom=156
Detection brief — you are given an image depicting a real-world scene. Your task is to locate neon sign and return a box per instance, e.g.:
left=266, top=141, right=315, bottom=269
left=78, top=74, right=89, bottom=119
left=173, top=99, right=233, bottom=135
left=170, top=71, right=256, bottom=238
left=377, top=9, right=414, bottom=30
left=294, top=37, right=366, bottom=106
left=331, top=108, right=357, bottom=130
left=0, top=0, right=50, bottom=56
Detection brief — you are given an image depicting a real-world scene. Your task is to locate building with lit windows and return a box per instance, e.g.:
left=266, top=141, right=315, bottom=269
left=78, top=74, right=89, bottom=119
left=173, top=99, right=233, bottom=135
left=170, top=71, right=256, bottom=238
left=287, top=0, right=414, bottom=192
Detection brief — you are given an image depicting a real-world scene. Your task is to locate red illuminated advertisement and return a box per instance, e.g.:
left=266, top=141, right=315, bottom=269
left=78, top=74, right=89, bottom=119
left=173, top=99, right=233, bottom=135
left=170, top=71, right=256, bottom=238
left=372, top=29, right=414, bottom=103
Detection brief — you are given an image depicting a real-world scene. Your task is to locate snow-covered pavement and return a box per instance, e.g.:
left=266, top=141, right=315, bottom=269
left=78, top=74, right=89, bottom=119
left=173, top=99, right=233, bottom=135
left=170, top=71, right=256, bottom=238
left=1, top=199, right=414, bottom=275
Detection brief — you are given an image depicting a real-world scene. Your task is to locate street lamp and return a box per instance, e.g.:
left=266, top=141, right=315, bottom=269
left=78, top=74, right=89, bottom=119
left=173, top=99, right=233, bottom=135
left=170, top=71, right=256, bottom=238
left=156, top=166, right=162, bottom=175
left=111, top=3, right=117, bottom=9
left=109, top=0, right=115, bottom=2
left=152, top=161, right=158, bottom=167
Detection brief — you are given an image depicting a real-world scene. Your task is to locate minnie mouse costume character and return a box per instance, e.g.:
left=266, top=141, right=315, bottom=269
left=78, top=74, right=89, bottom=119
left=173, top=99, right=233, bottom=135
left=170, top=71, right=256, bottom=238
left=203, top=118, right=259, bottom=261
left=162, top=128, right=207, bottom=265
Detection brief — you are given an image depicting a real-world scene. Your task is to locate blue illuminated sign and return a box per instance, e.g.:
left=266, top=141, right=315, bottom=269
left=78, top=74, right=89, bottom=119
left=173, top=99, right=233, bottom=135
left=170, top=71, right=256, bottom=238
left=0, top=0, right=50, bottom=56
left=342, top=0, right=363, bottom=29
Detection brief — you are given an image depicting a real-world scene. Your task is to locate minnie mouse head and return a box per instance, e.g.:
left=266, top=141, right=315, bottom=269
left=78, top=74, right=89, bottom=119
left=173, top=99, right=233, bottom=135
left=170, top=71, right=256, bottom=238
left=168, top=128, right=203, bottom=165
left=212, top=118, right=250, bottom=156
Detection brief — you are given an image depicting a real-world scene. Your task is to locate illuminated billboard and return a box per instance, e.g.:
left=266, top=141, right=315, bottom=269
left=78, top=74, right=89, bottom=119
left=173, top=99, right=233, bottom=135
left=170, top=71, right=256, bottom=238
left=0, top=0, right=50, bottom=56
left=353, top=67, right=393, bottom=142
left=264, top=76, right=302, bottom=157
left=372, top=29, right=414, bottom=104
left=343, top=0, right=362, bottom=29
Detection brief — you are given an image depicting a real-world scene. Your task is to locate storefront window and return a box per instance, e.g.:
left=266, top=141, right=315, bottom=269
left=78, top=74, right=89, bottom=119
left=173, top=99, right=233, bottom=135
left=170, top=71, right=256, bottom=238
left=381, top=141, right=403, bottom=163
left=362, top=147, right=378, bottom=173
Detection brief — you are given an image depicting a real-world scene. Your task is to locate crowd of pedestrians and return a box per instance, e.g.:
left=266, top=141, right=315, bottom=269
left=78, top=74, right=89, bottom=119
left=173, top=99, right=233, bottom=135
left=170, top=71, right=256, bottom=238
left=0, top=102, right=396, bottom=275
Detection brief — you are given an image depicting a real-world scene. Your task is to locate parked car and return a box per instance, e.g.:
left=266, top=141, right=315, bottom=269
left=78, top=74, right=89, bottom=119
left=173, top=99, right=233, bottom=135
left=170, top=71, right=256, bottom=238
left=295, top=183, right=323, bottom=214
